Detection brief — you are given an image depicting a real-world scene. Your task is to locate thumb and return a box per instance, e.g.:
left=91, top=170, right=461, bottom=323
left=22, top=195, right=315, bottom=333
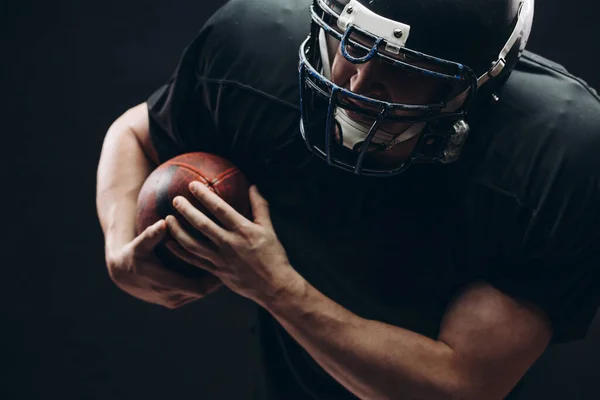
left=134, top=219, right=167, bottom=253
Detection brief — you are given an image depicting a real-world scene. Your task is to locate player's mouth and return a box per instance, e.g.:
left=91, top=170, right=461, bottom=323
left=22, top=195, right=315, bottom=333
left=346, top=110, right=376, bottom=126
left=344, top=99, right=380, bottom=126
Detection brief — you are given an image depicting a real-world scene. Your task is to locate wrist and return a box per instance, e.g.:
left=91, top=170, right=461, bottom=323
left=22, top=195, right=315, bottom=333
left=259, top=267, right=307, bottom=311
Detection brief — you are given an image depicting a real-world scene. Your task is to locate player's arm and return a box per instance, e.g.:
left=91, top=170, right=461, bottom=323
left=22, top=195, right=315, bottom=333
left=265, top=279, right=552, bottom=400
left=96, top=102, right=160, bottom=256
left=435, top=281, right=553, bottom=399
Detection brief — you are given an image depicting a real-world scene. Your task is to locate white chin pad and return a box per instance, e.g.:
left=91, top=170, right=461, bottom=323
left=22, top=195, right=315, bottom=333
left=334, top=108, right=425, bottom=150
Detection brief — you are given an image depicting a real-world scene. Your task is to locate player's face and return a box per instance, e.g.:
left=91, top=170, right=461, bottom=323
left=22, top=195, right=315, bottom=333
left=328, top=31, right=462, bottom=131
left=331, top=51, right=449, bottom=104
left=325, top=34, right=467, bottom=163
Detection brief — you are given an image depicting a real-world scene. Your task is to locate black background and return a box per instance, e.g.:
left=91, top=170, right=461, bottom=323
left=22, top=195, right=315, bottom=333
left=3, top=1, right=600, bottom=399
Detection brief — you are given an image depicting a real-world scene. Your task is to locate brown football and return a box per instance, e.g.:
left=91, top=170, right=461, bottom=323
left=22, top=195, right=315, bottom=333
left=136, top=152, right=251, bottom=279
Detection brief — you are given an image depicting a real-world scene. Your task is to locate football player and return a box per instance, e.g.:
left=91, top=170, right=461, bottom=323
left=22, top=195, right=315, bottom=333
left=97, top=0, right=600, bottom=398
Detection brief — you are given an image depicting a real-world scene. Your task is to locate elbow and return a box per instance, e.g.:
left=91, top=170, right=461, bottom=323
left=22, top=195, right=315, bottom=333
left=378, top=376, right=482, bottom=400
left=407, top=366, right=500, bottom=400
left=445, top=377, right=508, bottom=400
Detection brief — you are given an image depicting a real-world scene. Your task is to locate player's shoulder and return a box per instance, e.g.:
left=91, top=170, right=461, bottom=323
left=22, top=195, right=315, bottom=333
left=468, top=51, right=600, bottom=220
left=480, top=51, right=600, bottom=181
left=502, top=51, right=600, bottom=142
left=456, top=53, right=600, bottom=269
left=202, top=0, right=311, bottom=55
left=190, top=0, right=312, bottom=105
left=206, top=0, right=311, bottom=30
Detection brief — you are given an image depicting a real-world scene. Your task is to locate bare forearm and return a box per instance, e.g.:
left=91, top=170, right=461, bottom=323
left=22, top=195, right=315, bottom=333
left=96, top=120, right=156, bottom=254
left=263, top=276, right=463, bottom=400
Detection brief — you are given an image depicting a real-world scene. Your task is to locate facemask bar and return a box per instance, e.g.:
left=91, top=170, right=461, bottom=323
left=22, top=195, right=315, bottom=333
left=326, top=84, right=390, bottom=172
left=313, top=5, right=469, bottom=87
left=340, top=27, right=383, bottom=64
left=300, top=55, right=461, bottom=176
left=307, top=6, right=479, bottom=120
left=298, top=41, right=476, bottom=175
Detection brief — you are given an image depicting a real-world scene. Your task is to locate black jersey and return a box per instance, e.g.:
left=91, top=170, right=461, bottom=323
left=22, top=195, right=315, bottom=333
left=146, top=0, right=600, bottom=399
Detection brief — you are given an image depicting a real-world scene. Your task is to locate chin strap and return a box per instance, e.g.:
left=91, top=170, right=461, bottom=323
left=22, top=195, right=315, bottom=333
left=334, top=107, right=426, bottom=150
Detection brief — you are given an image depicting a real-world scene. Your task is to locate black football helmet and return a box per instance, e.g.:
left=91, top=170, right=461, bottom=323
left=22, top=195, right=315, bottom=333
left=298, top=0, right=534, bottom=176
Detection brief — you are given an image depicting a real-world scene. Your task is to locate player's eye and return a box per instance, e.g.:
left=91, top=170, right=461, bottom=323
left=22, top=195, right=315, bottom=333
left=345, top=42, right=369, bottom=58
left=342, top=30, right=376, bottom=59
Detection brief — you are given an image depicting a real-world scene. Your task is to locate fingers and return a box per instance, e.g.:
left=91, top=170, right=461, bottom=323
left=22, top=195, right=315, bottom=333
left=164, top=239, right=219, bottom=272
left=132, top=219, right=167, bottom=253
left=126, top=266, right=222, bottom=309
left=163, top=293, right=193, bottom=309
left=170, top=296, right=198, bottom=309
left=187, top=181, right=248, bottom=230
left=249, top=185, right=273, bottom=230
left=165, top=216, right=222, bottom=267
left=152, top=292, right=195, bottom=310
left=144, top=262, right=221, bottom=298
left=172, top=196, right=228, bottom=245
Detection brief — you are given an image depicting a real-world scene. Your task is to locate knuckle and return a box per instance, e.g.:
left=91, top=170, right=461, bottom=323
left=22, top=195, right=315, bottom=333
left=144, top=224, right=155, bottom=236
left=166, top=217, right=179, bottom=231
left=237, top=221, right=254, bottom=236
left=108, top=263, right=132, bottom=285
left=164, top=294, right=186, bottom=309
left=249, top=234, right=270, bottom=252
left=144, top=224, right=160, bottom=238
left=213, top=203, right=227, bottom=216
left=105, top=254, right=118, bottom=272
left=106, top=255, right=126, bottom=283
left=248, top=240, right=263, bottom=253
left=193, top=217, right=208, bottom=230
left=252, top=232, right=267, bottom=246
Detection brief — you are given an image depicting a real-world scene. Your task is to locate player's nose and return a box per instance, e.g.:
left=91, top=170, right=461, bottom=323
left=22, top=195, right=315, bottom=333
left=348, top=62, right=389, bottom=102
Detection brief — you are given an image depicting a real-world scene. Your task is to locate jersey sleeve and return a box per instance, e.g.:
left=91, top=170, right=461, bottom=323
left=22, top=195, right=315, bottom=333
left=451, top=65, right=600, bottom=344
left=146, top=35, right=219, bottom=164
left=145, top=0, right=308, bottom=177
left=486, top=181, right=600, bottom=345
left=458, top=127, right=600, bottom=345
left=454, top=175, right=600, bottom=344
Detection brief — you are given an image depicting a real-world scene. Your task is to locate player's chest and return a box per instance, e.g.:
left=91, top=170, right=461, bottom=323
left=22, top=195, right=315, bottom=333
left=272, top=181, right=456, bottom=288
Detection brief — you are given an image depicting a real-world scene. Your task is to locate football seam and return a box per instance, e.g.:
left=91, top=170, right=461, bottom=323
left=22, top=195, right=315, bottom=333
left=168, top=161, right=241, bottom=196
